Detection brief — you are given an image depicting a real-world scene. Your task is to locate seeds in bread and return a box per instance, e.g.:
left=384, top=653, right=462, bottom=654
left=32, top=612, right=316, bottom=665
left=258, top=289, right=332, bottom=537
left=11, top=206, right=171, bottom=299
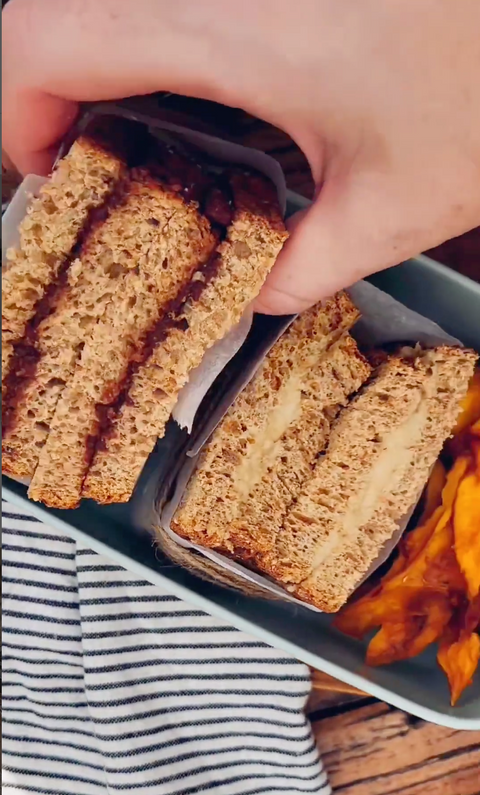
left=2, top=137, right=126, bottom=387
left=82, top=172, right=288, bottom=504
left=270, top=346, right=477, bottom=611
left=172, top=294, right=370, bottom=556
left=27, top=172, right=217, bottom=509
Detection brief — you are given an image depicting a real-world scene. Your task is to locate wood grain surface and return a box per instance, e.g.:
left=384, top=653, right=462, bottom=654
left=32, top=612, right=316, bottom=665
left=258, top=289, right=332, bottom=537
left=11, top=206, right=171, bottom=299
left=312, top=701, right=480, bottom=795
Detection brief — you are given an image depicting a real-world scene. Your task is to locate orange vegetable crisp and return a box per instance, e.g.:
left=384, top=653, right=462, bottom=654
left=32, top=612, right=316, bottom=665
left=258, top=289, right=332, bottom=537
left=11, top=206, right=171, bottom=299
left=335, top=370, right=480, bottom=706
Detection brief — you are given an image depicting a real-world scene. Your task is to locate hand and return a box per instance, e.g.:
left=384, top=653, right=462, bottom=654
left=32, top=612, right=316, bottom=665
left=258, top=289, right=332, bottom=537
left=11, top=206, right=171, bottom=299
left=3, top=0, right=480, bottom=314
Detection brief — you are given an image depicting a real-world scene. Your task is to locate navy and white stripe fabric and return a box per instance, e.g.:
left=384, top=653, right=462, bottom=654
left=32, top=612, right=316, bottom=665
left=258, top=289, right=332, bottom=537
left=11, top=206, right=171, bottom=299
left=2, top=500, right=329, bottom=795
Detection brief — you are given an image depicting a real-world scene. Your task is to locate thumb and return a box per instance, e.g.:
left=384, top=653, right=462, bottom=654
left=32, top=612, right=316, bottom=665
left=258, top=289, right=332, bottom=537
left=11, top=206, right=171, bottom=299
left=254, top=179, right=421, bottom=316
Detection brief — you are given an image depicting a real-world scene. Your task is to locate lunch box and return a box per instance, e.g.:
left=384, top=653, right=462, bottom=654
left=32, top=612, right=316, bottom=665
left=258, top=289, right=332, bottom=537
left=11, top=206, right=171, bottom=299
left=4, top=188, right=480, bottom=730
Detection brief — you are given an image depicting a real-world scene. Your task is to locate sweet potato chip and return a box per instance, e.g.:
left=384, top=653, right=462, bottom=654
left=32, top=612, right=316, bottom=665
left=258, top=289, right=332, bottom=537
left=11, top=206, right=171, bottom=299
left=366, top=620, right=422, bottom=666
left=335, top=459, right=468, bottom=637
left=421, top=546, right=466, bottom=594
left=465, top=594, right=480, bottom=633
left=437, top=632, right=480, bottom=705
left=381, top=456, right=469, bottom=591
left=418, top=460, right=447, bottom=525
left=441, top=454, right=470, bottom=507
left=471, top=418, right=480, bottom=437
left=407, top=457, right=467, bottom=554
left=335, top=587, right=426, bottom=639
left=454, top=470, right=480, bottom=599
left=367, top=595, right=452, bottom=666
left=473, top=439, right=480, bottom=472
left=382, top=458, right=465, bottom=584
left=386, top=510, right=452, bottom=592
left=388, top=504, right=444, bottom=580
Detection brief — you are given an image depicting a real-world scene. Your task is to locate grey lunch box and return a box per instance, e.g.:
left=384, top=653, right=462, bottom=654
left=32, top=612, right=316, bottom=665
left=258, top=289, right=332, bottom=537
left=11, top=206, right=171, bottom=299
left=4, top=189, right=480, bottom=730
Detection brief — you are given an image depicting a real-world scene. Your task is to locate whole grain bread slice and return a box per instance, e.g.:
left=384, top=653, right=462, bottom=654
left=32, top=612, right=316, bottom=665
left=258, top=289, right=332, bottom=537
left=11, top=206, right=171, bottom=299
left=2, top=136, right=126, bottom=388
left=27, top=171, right=217, bottom=509
left=172, top=294, right=370, bottom=557
left=268, top=346, right=477, bottom=611
left=3, top=169, right=213, bottom=481
left=82, top=172, right=288, bottom=504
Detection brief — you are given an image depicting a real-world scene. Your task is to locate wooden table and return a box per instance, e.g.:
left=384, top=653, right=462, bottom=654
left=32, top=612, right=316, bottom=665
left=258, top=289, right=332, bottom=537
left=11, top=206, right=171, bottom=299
left=307, top=674, right=480, bottom=794
left=3, top=94, right=480, bottom=794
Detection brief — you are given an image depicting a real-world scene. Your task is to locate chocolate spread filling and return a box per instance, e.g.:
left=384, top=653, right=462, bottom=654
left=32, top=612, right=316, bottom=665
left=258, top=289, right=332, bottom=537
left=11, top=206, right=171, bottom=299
left=147, top=141, right=235, bottom=229
left=81, top=136, right=238, bottom=468
left=87, top=248, right=224, bottom=466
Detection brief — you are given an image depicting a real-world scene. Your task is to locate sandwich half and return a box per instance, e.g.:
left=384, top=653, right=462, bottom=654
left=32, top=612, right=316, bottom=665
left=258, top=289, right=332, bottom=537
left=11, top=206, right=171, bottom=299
left=2, top=129, right=288, bottom=508
left=3, top=168, right=216, bottom=486
left=173, top=337, right=477, bottom=612
left=172, top=293, right=372, bottom=557
left=82, top=172, right=287, bottom=505
left=2, top=134, right=127, bottom=392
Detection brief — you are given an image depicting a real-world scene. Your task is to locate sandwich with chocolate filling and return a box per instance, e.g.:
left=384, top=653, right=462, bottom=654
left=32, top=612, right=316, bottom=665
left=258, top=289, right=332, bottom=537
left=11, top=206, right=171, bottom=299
left=172, top=303, right=477, bottom=612
left=2, top=121, right=288, bottom=508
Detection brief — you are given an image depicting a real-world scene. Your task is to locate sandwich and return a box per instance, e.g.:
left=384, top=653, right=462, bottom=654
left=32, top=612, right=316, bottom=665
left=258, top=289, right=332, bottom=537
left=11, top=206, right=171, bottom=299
left=2, top=123, right=288, bottom=508
left=172, top=309, right=477, bottom=611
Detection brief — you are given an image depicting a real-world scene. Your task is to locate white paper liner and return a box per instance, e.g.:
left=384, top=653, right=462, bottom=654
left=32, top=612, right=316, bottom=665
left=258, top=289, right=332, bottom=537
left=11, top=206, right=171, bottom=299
left=2, top=175, right=48, bottom=261
left=161, top=280, right=463, bottom=611
left=348, top=281, right=460, bottom=347
left=3, top=474, right=32, bottom=487
left=172, top=306, right=254, bottom=432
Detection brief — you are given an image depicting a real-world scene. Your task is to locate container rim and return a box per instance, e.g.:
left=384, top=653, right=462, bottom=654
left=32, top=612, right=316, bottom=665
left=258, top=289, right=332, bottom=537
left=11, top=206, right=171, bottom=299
left=3, top=481, right=479, bottom=731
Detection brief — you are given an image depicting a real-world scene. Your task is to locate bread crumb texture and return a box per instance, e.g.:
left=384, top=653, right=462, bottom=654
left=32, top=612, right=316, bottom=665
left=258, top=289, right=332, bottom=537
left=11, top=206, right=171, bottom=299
left=2, top=137, right=125, bottom=387
left=2, top=135, right=287, bottom=509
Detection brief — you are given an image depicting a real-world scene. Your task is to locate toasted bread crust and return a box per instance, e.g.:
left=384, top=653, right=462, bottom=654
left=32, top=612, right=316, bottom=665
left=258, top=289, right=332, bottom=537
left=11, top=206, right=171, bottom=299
left=82, top=172, right=288, bottom=504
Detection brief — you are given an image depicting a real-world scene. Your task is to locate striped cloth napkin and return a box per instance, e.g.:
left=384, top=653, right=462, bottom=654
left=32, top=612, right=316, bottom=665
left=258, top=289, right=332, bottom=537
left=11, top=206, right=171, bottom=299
left=2, top=499, right=330, bottom=795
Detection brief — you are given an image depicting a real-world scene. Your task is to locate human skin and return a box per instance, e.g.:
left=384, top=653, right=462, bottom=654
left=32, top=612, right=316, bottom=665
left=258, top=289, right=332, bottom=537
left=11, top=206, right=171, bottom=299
left=2, top=0, right=480, bottom=314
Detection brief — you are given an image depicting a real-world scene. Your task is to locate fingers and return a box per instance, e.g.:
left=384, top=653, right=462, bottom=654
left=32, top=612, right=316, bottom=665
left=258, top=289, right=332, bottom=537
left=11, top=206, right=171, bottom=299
left=254, top=184, right=390, bottom=315
left=255, top=170, right=479, bottom=316
left=2, top=0, right=226, bottom=174
left=2, top=89, right=79, bottom=176
left=2, top=0, right=76, bottom=172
